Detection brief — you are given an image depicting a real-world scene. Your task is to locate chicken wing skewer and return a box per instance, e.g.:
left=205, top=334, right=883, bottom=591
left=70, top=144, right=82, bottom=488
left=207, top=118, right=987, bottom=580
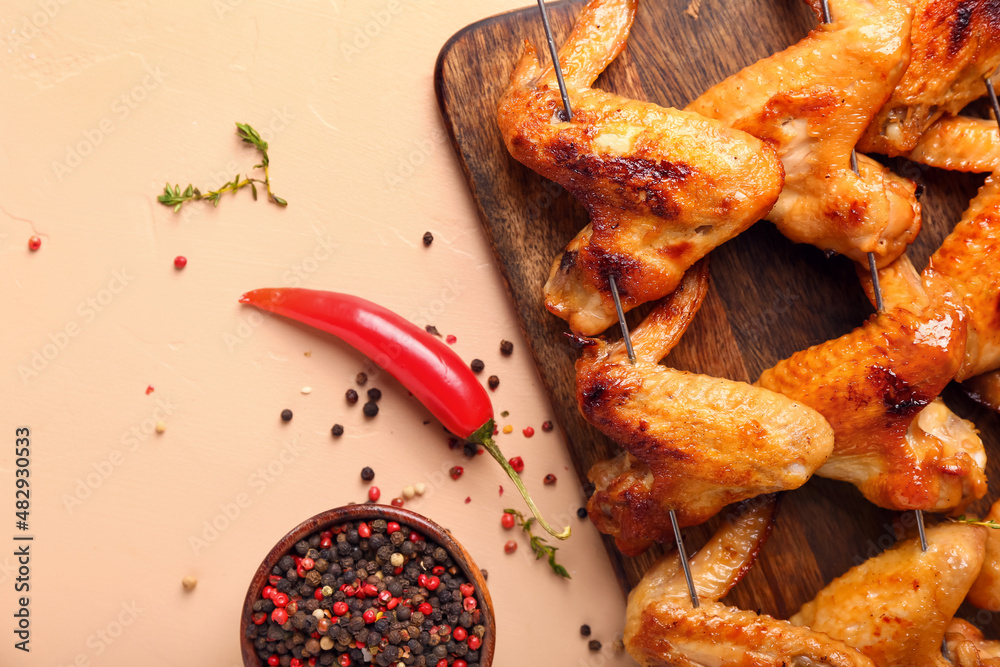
left=624, top=495, right=877, bottom=667
left=583, top=262, right=835, bottom=555
left=533, top=0, right=698, bottom=606
left=757, top=256, right=987, bottom=514
left=500, top=0, right=784, bottom=335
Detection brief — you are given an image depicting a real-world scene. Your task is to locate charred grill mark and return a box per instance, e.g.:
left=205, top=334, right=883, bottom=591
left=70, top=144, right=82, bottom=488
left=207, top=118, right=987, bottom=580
left=581, top=381, right=608, bottom=416
left=545, top=137, right=692, bottom=218
left=582, top=244, right=644, bottom=299
left=558, top=249, right=578, bottom=273
left=869, top=365, right=931, bottom=416
left=948, top=0, right=976, bottom=57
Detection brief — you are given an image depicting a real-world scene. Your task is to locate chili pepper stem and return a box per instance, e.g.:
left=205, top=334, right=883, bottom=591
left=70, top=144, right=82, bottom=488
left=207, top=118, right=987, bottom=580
left=471, top=421, right=571, bottom=540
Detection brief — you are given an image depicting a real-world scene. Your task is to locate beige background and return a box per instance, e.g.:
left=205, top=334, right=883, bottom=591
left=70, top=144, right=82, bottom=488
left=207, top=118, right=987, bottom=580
left=0, top=1, right=636, bottom=665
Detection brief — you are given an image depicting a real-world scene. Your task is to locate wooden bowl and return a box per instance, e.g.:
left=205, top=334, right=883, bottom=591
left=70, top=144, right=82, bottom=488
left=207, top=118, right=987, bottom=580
left=240, top=505, right=495, bottom=666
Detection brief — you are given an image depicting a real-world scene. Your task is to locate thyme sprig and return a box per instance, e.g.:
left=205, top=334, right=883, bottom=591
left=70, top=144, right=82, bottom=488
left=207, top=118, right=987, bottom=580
left=158, top=122, right=287, bottom=212
left=950, top=515, right=1000, bottom=529
left=504, top=508, right=571, bottom=578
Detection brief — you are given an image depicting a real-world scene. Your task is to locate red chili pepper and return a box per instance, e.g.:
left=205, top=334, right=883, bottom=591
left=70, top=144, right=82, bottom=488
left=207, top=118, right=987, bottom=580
left=239, top=288, right=570, bottom=540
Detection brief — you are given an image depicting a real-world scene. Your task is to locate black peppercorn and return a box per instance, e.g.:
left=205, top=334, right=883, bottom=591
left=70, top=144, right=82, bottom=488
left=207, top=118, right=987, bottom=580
left=280, top=408, right=293, bottom=422
left=362, top=401, right=379, bottom=417
left=360, top=466, right=375, bottom=481
left=580, top=624, right=591, bottom=636
left=367, top=387, right=382, bottom=401
left=500, top=339, right=513, bottom=355
left=589, top=639, right=602, bottom=651
left=331, top=424, right=344, bottom=437
left=470, top=358, right=484, bottom=373
left=355, top=372, right=368, bottom=386
left=422, top=231, right=433, bottom=246
left=487, top=375, right=499, bottom=390
left=346, top=389, right=359, bottom=404
left=577, top=507, right=588, bottom=519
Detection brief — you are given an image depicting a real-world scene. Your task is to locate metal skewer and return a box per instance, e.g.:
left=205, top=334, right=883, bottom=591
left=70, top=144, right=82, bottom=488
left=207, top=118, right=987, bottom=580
left=987, top=76, right=1000, bottom=133
left=536, top=0, right=699, bottom=608
left=820, top=0, right=925, bottom=551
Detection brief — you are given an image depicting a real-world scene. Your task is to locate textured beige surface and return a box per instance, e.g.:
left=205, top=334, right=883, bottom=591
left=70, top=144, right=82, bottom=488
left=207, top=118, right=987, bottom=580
left=0, top=1, right=633, bottom=664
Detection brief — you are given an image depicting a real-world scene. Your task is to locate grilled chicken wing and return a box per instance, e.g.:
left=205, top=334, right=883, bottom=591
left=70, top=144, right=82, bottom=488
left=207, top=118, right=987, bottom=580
left=856, top=0, right=1000, bottom=157
left=909, top=115, right=1000, bottom=173
left=926, top=174, right=1000, bottom=380
left=757, top=255, right=987, bottom=512
left=686, top=0, right=920, bottom=267
left=582, top=262, right=834, bottom=555
left=624, top=495, right=876, bottom=667
left=945, top=619, right=1000, bottom=666
left=497, top=0, right=784, bottom=335
left=790, top=522, right=987, bottom=666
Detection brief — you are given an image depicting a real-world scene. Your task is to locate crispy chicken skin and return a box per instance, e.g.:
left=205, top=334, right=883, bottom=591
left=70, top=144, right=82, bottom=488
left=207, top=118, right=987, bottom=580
left=945, top=619, right=1000, bottom=666
left=909, top=115, right=1000, bottom=173
left=790, top=522, right=987, bottom=666
left=687, top=0, right=920, bottom=267
left=497, top=0, right=784, bottom=335
left=624, top=496, right=876, bottom=667
left=964, top=370, right=1000, bottom=412
left=854, top=0, right=1000, bottom=157
left=581, top=262, right=834, bottom=555
left=927, top=174, right=1000, bottom=380
left=757, top=256, right=987, bottom=513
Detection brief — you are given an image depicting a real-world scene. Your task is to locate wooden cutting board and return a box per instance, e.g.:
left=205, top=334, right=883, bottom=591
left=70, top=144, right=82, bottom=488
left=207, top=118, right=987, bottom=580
left=434, top=0, right=999, bottom=623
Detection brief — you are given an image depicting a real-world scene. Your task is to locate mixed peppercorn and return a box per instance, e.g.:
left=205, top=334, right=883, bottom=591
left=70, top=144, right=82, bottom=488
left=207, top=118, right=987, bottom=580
left=247, top=519, right=487, bottom=667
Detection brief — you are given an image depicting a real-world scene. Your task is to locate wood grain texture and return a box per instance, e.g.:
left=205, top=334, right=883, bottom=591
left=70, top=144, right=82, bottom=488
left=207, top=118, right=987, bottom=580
left=434, top=0, right=999, bottom=626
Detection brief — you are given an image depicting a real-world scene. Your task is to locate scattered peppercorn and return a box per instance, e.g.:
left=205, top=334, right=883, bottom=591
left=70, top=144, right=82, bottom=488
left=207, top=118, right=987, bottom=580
left=541, top=420, right=554, bottom=432
left=502, top=425, right=513, bottom=434
left=487, top=375, right=500, bottom=390
left=580, top=624, right=592, bottom=636
left=155, top=421, right=167, bottom=434
left=362, top=401, right=379, bottom=418
left=470, top=359, right=484, bottom=373
left=509, top=456, right=524, bottom=473
left=501, top=512, right=515, bottom=529
left=589, top=640, right=602, bottom=651
left=391, top=497, right=404, bottom=507
left=504, top=540, right=518, bottom=554
left=173, top=255, right=187, bottom=269
left=181, top=575, right=197, bottom=591
left=446, top=334, right=457, bottom=345
left=368, top=486, right=381, bottom=502
left=577, top=507, right=588, bottom=519
left=426, top=324, right=441, bottom=337
left=499, top=339, right=514, bottom=356
left=355, top=372, right=368, bottom=385
left=367, top=387, right=382, bottom=401
left=544, top=473, right=557, bottom=485
left=422, top=231, right=434, bottom=246
left=27, top=235, right=41, bottom=252
left=450, top=466, right=464, bottom=480
left=345, top=388, right=359, bottom=404
left=280, top=408, right=293, bottom=422
left=523, top=426, right=535, bottom=437
left=331, top=424, right=344, bottom=437
left=360, top=467, right=375, bottom=481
